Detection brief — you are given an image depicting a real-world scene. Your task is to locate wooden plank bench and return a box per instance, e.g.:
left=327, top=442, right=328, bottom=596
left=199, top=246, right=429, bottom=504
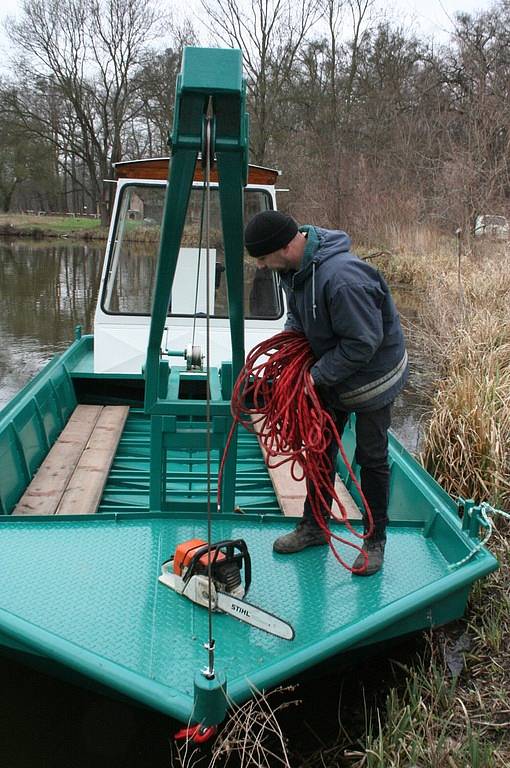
left=14, top=405, right=129, bottom=516
left=251, top=416, right=361, bottom=519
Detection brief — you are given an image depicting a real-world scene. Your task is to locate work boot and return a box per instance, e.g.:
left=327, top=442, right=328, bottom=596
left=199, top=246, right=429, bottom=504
left=352, top=538, right=385, bottom=576
left=273, top=519, right=328, bottom=554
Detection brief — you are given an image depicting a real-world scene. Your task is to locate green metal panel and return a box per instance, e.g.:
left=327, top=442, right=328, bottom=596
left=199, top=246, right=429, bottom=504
left=180, top=47, right=243, bottom=93
left=12, top=399, right=48, bottom=478
left=0, top=513, right=497, bottom=724
left=0, top=425, right=29, bottom=515
left=34, top=383, right=63, bottom=445
left=100, top=408, right=281, bottom=514
left=0, top=335, right=87, bottom=514
left=217, top=150, right=246, bottom=380
left=144, top=151, right=198, bottom=413
left=144, top=47, right=249, bottom=517
left=50, top=367, right=77, bottom=424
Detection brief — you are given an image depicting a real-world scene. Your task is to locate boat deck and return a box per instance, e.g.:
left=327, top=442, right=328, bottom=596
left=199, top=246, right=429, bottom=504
left=14, top=406, right=129, bottom=516
left=0, top=335, right=498, bottom=725
left=13, top=400, right=358, bottom=519
left=100, top=407, right=283, bottom=514
left=0, top=510, right=496, bottom=721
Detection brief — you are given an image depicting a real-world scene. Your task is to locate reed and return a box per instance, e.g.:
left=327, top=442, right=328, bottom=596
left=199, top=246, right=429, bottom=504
left=418, top=260, right=510, bottom=508
left=360, top=223, right=510, bottom=508
left=356, top=223, right=458, bottom=287
left=297, top=227, right=510, bottom=768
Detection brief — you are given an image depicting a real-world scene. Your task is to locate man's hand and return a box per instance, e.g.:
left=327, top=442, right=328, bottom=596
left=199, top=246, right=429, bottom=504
left=304, top=372, right=316, bottom=398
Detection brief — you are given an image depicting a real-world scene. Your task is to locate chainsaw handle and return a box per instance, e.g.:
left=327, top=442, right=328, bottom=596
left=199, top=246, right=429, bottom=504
left=232, top=538, right=251, bottom=595
left=183, top=538, right=251, bottom=595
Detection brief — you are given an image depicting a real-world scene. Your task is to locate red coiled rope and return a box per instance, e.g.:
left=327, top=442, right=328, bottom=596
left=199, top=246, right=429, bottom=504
left=218, top=330, right=374, bottom=573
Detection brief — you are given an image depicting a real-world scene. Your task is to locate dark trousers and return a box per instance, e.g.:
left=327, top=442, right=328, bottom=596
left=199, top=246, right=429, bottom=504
left=303, top=403, right=391, bottom=541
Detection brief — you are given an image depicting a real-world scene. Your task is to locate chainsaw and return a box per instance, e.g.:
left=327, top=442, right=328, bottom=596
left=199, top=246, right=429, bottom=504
left=158, top=538, right=294, bottom=640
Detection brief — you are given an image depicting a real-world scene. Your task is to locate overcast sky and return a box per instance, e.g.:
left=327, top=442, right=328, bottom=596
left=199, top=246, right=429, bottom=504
left=0, top=0, right=494, bottom=62
left=384, top=0, right=488, bottom=35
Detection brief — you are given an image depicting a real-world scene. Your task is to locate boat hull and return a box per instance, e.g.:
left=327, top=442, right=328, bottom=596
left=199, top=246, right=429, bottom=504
left=0, top=335, right=499, bottom=724
left=0, top=512, right=496, bottom=722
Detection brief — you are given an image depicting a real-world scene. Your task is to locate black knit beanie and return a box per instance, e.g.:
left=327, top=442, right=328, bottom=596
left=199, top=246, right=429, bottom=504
left=244, top=211, right=298, bottom=257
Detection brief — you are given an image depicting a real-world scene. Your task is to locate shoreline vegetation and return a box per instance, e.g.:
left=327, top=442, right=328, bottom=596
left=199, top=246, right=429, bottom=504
left=303, top=229, right=510, bottom=768
left=3, top=218, right=509, bottom=766
left=0, top=213, right=109, bottom=241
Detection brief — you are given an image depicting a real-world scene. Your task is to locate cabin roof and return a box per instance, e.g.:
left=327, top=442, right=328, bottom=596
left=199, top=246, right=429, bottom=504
left=113, top=157, right=281, bottom=186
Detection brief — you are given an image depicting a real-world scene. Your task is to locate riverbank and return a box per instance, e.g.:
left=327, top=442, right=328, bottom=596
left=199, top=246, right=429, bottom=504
left=307, top=230, right=510, bottom=767
left=0, top=213, right=109, bottom=240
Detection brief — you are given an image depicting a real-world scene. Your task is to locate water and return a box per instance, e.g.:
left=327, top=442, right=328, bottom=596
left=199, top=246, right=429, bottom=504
left=0, top=240, right=430, bottom=766
left=0, top=239, right=101, bottom=407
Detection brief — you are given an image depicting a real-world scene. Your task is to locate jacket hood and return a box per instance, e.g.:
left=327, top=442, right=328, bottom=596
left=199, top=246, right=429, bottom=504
left=288, top=226, right=352, bottom=286
left=281, top=226, right=352, bottom=319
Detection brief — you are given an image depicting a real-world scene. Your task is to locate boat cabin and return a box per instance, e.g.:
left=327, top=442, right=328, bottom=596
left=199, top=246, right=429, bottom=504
left=94, top=157, right=285, bottom=373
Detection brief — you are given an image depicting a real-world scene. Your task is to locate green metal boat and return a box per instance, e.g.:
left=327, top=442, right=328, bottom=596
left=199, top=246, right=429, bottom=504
left=0, top=47, right=498, bottom=729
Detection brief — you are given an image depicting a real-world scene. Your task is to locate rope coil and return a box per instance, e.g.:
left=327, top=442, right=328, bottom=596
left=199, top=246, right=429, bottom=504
left=219, top=330, right=374, bottom=573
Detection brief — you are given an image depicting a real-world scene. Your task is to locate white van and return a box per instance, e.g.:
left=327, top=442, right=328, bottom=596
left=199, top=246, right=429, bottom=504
left=474, top=214, right=509, bottom=240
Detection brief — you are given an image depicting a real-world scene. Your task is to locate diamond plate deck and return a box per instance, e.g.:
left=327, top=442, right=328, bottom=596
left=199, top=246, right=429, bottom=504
left=0, top=513, right=497, bottom=722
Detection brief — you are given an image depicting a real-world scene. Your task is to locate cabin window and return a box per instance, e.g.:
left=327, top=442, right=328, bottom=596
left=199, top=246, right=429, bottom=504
left=102, top=183, right=283, bottom=320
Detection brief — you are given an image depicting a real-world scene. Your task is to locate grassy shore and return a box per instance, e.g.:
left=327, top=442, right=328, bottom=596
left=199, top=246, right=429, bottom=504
left=0, top=213, right=109, bottom=239
left=181, top=226, right=510, bottom=768
left=318, top=227, right=510, bottom=767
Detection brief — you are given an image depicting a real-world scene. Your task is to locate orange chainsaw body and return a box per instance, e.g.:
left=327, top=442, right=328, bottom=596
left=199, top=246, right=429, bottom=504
left=173, top=539, right=226, bottom=576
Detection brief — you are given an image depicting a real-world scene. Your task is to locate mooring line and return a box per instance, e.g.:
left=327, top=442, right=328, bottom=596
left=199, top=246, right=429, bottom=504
left=449, top=502, right=510, bottom=570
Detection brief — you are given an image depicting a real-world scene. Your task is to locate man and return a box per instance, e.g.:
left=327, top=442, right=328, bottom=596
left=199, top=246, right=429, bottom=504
left=244, top=211, right=408, bottom=576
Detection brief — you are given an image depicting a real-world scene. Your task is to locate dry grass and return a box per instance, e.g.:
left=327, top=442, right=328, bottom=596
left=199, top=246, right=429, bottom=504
left=360, top=224, right=510, bottom=508
left=170, top=686, right=299, bottom=768
left=296, top=225, right=510, bottom=767
left=420, top=314, right=510, bottom=507
left=416, top=255, right=510, bottom=509
left=357, top=223, right=509, bottom=290
left=356, top=223, right=459, bottom=287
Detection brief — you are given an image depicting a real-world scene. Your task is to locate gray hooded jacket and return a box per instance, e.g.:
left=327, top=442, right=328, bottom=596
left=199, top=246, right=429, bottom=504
left=280, top=226, right=408, bottom=413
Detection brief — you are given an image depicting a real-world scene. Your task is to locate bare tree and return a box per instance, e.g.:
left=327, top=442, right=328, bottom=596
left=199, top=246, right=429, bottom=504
left=134, top=20, right=199, bottom=156
left=201, top=0, right=322, bottom=164
left=5, top=0, right=166, bottom=223
left=448, top=7, right=510, bottom=227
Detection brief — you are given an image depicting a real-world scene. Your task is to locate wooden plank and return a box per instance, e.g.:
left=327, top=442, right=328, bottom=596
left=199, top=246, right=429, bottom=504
left=56, top=405, right=129, bottom=515
left=13, top=405, right=103, bottom=516
left=251, top=415, right=361, bottom=519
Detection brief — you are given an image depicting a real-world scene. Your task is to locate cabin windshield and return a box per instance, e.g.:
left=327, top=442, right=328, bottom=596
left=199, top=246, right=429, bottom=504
left=102, top=183, right=282, bottom=319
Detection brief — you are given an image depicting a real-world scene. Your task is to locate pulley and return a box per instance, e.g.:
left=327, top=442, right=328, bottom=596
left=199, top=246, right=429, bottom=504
left=185, top=344, right=204, bottom=370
